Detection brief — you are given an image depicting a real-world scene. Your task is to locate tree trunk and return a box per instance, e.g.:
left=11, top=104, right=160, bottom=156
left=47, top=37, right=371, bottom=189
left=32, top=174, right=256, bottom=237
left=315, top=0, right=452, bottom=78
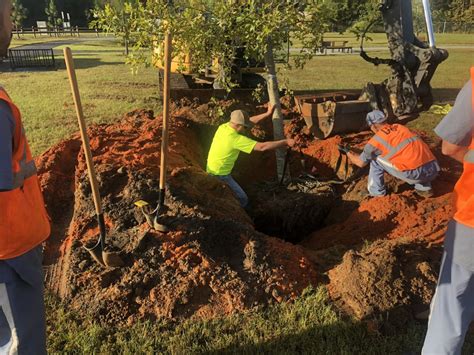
left=264, top=39, right=287, bottom=182
left=125, top=37, right=129, bottom=56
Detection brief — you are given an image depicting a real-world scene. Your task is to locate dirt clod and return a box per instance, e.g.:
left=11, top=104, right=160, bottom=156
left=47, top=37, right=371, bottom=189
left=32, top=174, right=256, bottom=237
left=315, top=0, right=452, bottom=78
left=328, top=239, right=442, bottom=327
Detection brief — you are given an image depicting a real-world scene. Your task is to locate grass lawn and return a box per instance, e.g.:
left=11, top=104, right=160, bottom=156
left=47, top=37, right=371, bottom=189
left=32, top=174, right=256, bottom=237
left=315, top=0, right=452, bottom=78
left=48, top=287, right=470, bottom=354
left=293, top=32, right=474, bottom=48
left=2, top=35, right=161, bottom=155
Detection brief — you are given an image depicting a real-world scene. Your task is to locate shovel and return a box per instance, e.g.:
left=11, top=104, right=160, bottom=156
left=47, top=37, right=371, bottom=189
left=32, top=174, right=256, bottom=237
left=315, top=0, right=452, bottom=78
left=63, top=47, right=124, bottom=268
left=135, top=31, right=172, bottom=233
left=279, top=147, right=292, bottom=186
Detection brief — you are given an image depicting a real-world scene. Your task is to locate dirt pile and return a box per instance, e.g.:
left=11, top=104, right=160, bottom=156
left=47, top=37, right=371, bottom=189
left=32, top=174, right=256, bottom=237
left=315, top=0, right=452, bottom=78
left=37, top=97, right=463, bottom=327
left=294, top=123, right=462, bottom=324
left=328, top=239, right=442, bottom=324
left=38, top=109, right=317, bottom=325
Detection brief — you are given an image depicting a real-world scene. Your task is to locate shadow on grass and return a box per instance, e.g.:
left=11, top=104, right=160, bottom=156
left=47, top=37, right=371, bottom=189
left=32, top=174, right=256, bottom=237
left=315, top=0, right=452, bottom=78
left=206, top=322, right=425, bottom=355
left=432, top=88, right=463, bottom=102
left=207, top=324, right=474, bottom=355
left=54, top=57, right=124, bottom=70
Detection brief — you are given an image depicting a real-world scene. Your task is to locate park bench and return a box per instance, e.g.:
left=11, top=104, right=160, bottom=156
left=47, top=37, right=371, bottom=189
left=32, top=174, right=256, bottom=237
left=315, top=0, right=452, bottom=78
left=13, top=26, right=99, bottom=38
left=318, top=39, right=353, bottom=54
left=8, top=48, right=55, bottom=70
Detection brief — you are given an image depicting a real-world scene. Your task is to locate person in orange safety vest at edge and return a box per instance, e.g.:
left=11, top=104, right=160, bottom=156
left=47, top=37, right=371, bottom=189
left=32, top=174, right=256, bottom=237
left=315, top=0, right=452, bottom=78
left=0, top=0, right=51, bottom=353
left=421, top=70, right=474, bottom=354
left=344, top=110, right=440, bottom=198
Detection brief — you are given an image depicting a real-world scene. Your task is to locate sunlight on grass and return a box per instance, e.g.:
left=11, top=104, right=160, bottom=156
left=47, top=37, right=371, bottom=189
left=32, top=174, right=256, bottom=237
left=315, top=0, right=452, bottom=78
left=46, top=287, right=440, bottom=354
left=1, top=37, right=161, bottom=155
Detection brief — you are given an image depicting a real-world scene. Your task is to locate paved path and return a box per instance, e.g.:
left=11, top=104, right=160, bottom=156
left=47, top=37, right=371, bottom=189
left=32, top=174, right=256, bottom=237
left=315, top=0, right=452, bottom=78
left=289, top=44, right=474, bottom=56
left=12, top=37, right=117, bottom=51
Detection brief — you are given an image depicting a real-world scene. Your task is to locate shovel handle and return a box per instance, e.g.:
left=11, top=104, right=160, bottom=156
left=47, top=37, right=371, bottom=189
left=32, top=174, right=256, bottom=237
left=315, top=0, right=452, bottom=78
left=279, top=147, right=291, bottom=186
left=160, top=32, right=172, bottom=191
left=63, top=47, right=103, bottom=215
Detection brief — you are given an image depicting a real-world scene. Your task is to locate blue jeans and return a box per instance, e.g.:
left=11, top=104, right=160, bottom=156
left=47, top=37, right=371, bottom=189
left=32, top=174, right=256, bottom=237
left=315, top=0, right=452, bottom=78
left=215, top=174, right=248, bottom=207
left=0, top=246, right=46, bottom=355
left=422, top=221, right=474, bottom=354
left=422, top=253, right=474, bottom=355
left=368, top=158, right=439, bottom=196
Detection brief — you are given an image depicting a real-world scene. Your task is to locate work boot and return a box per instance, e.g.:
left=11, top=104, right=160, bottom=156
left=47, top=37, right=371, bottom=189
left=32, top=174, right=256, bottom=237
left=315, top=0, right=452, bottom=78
left=359, top=189, right=385, bottom=200
left=414, top=189, right=434, bottom=198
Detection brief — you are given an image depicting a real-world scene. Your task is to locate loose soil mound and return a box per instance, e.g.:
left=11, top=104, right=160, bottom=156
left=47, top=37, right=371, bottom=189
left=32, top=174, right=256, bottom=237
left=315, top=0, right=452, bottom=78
left=328, top=239, right=442, bottom=325
left=294, top=123, right=462, bottom=324
left=38, top=109, right=317, bottom=325
left=37, top=98, right=463, bottom=327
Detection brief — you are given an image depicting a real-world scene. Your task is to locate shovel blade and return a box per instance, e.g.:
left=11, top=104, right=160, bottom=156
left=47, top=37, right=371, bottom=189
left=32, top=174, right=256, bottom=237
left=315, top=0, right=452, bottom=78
left=102, top=251, right=124, bottom=268
left=153, top=216, right=169, bottom=233
left=84, top=240, right=106, bottom=267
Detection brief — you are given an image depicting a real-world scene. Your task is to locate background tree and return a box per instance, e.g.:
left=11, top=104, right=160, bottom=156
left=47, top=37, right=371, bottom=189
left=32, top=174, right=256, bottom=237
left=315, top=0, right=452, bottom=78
left=22, top=0, right=94, bottom=27
left=91, top=0, right=137, bottom=55
left=112, top=0, right=331, bottom=179
left=449, top=0, right=474, bottom=30
left=12, top=0, right=28, bottom=37
left=45, top=0, right=59, bottom=28
left=320, top=0, right=372, bottom=32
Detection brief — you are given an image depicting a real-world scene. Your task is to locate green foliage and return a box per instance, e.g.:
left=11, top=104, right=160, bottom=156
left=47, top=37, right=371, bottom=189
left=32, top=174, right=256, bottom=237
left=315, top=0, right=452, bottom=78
left=412, top=1, right=427, bottom=35
left=91, top=1, right=138, bottom=55
left=120, top=0, right=331, bottom=89
left=430, top=0, right=473, bottom=30
left=319, top=0, right=372, bottom=32
left=449, top=0, right=474, bottom=23
left=347, top=0, right=382, bottom=42
left=45, top=0, right=59, bottom=28
left=12, top=0, right=28, bottom=30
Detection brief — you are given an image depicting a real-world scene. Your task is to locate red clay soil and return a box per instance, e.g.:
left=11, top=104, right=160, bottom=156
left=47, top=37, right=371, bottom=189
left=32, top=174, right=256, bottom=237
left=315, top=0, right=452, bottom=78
left=37, top=97, right=463, bottom=327
left=300, top=143, right=462, bottom=252
left=328, top=238, right=442, bottom=324
left=37, top=109, right=317, bottom=325
left=293, top=122, right=462, bottom=324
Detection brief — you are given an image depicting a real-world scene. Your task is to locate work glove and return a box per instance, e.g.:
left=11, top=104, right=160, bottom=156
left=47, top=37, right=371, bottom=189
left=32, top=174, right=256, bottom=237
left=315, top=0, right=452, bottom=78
left=337, top=144, right=350, bottom=155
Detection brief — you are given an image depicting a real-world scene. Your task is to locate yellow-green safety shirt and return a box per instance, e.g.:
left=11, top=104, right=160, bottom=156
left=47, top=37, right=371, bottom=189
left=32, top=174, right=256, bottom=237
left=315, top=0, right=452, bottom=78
left=206, top=123, right=257, bottom=176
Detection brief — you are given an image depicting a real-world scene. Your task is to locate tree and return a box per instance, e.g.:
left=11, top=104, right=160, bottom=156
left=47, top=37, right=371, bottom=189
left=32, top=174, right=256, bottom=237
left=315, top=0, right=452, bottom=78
left=91, top=1, right=137, bottom=55
left=12, top=0, right=28, bottom=38
left=449, top=0, right=473, bottom=28
left=45, top=0, right=59, bottom=28
left=117, top=0, right=331, bottom=179
left=320, top=0, right=372, bottom=32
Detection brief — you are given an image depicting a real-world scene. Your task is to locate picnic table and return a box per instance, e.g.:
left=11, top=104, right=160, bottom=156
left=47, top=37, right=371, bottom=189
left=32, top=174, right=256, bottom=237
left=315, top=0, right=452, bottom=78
left=318, top=39, right=353, bottom=54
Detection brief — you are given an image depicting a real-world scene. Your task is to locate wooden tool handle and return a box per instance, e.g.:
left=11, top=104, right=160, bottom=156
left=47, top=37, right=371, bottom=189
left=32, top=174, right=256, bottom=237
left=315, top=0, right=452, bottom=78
left=63, top=47, right=103, bottom=215
left=159, top=32, right=172, bottom=190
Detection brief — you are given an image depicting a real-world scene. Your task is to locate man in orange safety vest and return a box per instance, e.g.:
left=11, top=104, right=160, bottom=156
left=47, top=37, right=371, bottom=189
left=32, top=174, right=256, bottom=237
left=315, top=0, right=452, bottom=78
left=0, top=0, right=51, bottom=353
left=345, top=110, right=439, bottom=198
left=422, top=69, right=474, bottom=354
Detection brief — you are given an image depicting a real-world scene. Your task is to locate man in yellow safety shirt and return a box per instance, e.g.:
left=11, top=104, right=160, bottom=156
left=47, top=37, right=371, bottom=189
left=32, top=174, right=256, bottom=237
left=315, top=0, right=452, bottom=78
left=207, top=105, right=294, bottom=207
